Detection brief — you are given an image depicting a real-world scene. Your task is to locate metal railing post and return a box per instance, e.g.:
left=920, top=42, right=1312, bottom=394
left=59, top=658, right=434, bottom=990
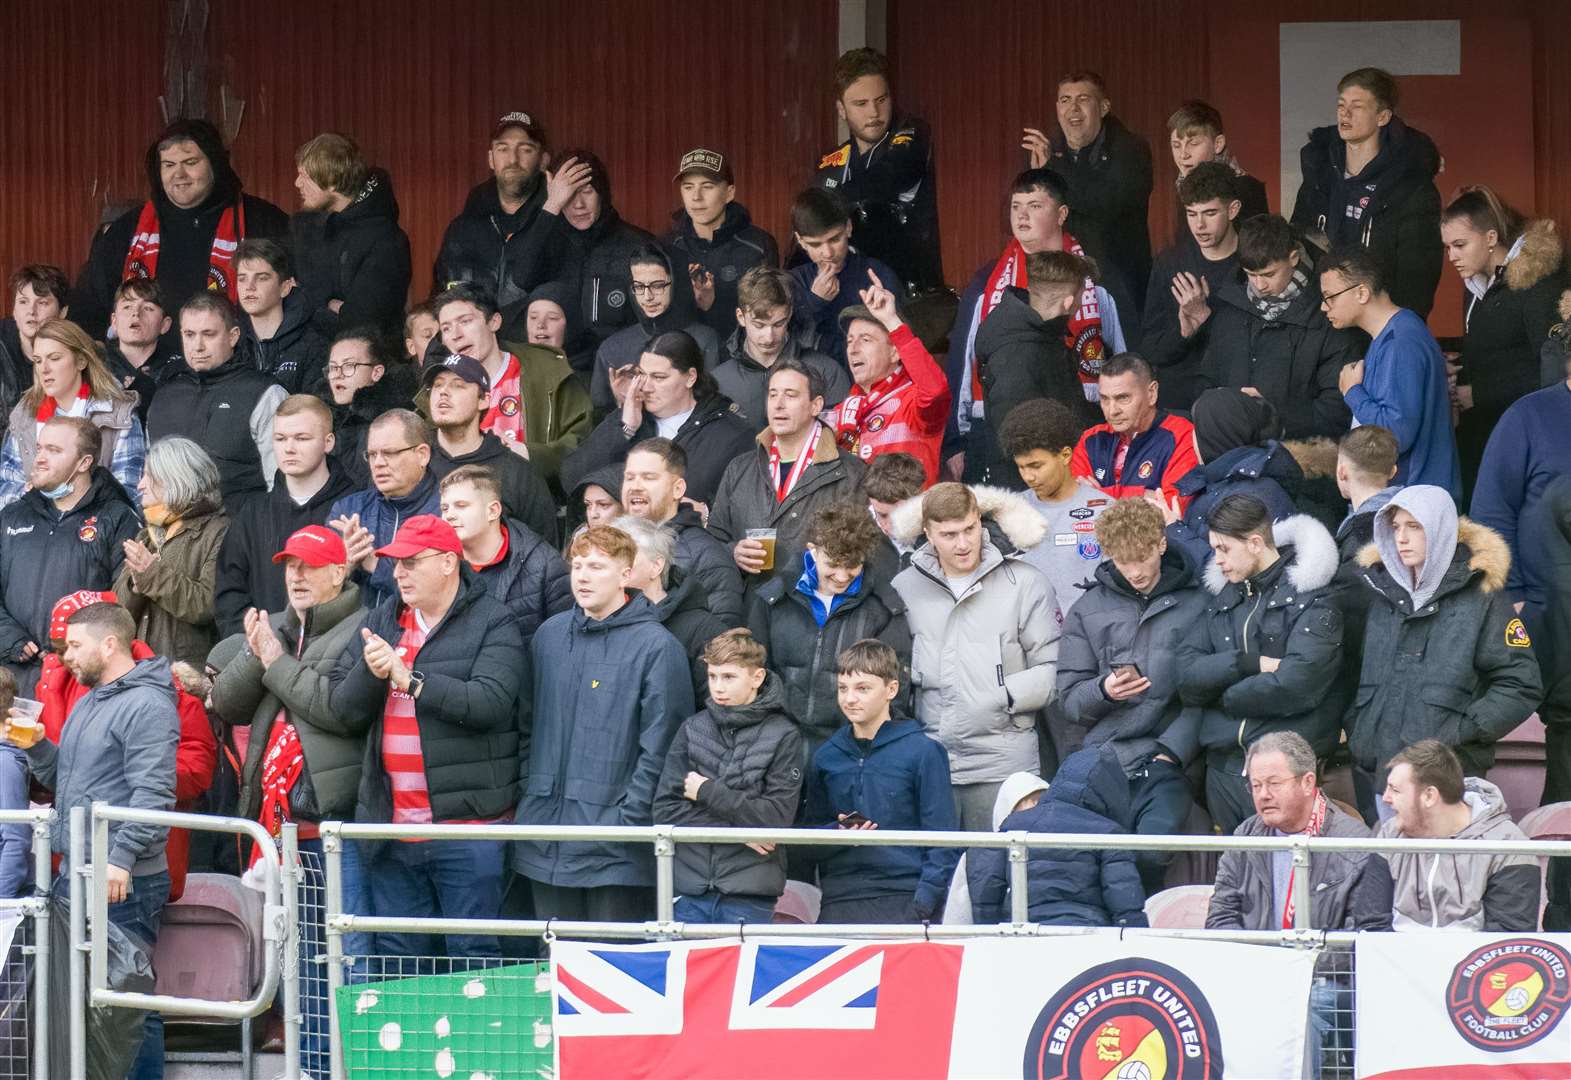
left=30, top=815, right=51, bottom=1080
left=654, top=826, right=676, bottom=927
left=1290, top=837, right=1312, bottom=940
left=281, top=823, right=302, bottom=1080
left=88, top=805, right=109, bottom=994
left=1007, top=832, right=1030, bottom=925
left=68, top=806, right=86, bottom=1080
left=322, top=825, right=347, bottom=1080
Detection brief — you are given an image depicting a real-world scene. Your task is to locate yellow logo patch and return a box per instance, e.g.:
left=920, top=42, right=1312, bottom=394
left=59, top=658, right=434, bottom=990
left=891, top=133, right=913, bottom=145
left=591, top=679, right=601, bottom=689
left=818, top=145, right=850, bottom=169
left=1505, top=618, right=1532, bottom=648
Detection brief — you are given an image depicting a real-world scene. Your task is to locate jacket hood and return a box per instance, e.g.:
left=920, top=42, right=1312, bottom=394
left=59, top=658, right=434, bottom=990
left=651, top=564, right=712, bottom=623
left=143, top=118, right=243, bottom=214
left=343, top=359, right=418, bottom=421
left=709, top=671, right=789, bottom=730
left=992, top=771, right=1050, bottom=830
left=283, top=582, right=362, bottom=636
left=337, top=167, right=400, bottom=226
left=669, top=201, right=756, bottom=245
left=570, top=461, right=624, bottom=505
left=72, top=466, right=139, bottom=515
left=1283, top=437, right=1340, bottom=480
left=974, top=287, right=1065, bottom=352
left=1098, top=542, right=1198, bottom=599
left=1494, top=219, right=1563, bottom=293
left=437, top=431, right=513, bottom=469
left=634, top=246, right=702, bottom=334
left=1192, top=389, right=1284, bottom=463
left=1042, top=746, right=1132, bottom=830
left=1372, top=485, right=1459, bottom=608
left=1358, top=514, right=1511, bottom=597
left=888, top=484, right=1048, bottom=551
left=1182, top=440, right=1302, bottom=498
left=245, top=287, right=315, bottom=345
left=1374, top=777, right=1518, bottom=841
left=1305, top=115, right=1441, bottom=190
left=826, top=715, right=925, bottom=755
left=572, top=591, right=661, bottom=634
left=522, top=281, right=589, bottom=355
left=460, top=171, right=545, bottom=220
left=1202, top=513, right=1339, bottom=596
left=99, top=655, right=178, bottom=704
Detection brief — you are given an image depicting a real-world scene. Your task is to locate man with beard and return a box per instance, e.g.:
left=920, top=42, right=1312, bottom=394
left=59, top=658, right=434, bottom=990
left=434, top=111, right=553, bottom=309
left=71, top=118, right=288, bottom=339
left=663, top=149, right=779, bottom=338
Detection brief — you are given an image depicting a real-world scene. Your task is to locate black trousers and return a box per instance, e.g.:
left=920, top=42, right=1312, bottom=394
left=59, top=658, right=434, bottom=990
left=1129, top=758, right=1194, bottom=895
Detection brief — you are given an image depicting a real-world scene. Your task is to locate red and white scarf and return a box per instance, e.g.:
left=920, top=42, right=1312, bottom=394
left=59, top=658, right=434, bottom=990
left=768, top=423, right=821, bottom=502
left=37, top=380, right=91, bottom=424
left=481, top=352, right=528, bottom=446
left=1280, top=791, right=1329, bottom=929
left=833, top=371, right=906, bottom=454
left=970, top=232, right=1106, bottom=400
left=123, top=198, right=246, bottom=302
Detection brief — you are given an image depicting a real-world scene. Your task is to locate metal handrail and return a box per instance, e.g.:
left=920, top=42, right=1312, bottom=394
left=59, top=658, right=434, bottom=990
left=0, top=808, right=56, bottom=1080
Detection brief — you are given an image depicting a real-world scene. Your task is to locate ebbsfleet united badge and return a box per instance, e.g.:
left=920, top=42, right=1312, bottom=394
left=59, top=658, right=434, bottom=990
left=1023, top=959, right=1223, bottom=1079
left=1446, top=938, right=1571, bottom=1051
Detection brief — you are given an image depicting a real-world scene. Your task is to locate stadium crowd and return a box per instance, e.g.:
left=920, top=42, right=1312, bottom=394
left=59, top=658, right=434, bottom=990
left=0, top=47, right=1568, bottom=1078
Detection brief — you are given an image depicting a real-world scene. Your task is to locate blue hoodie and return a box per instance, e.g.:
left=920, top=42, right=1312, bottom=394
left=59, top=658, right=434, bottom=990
left=789, top=250, right=904, bottom=365
left=803, top=717, right=957, bottom=916
left=1344, top=308, right=1461, bottom=500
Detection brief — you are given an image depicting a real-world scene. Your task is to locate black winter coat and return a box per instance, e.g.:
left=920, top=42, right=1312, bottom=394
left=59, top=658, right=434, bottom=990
left=1045, top=117, right=1155, bottom=315
left=668, top=506, right=744, bottom=626
left=966, top=747, right=1149, bottom=927
left=331, top=569, right=524, bottom=823
left=647, top=566, right=731, bottom=703
left=662, top=203, right=780, bottom=338
left=242, top=291, right=329, bottom=396
left=560, top=392, right=755, bottom=508
left=1348, top=519, right=1543, bottom=777
left=433, top=175, right=549, bottom=309
left=1170, top=515, right=1345, bottom=761
left=1139, top=238, right=1243, bottom=410
left=974, top=287, right=1100, bottom=433
left=1527, top=476, right=1571, bottom=717
left=70, top=120, right=289, bottom=339
left=472, top=519, right=571, bottom=647
left=429, top=433, right=559, bottom=546
left=747, top=568, right=913, bottom=748
left=652, top=674, right=803, bottom=899
left=147, top=352, right=285, bottom=506
left=105, top=342, right=177, bottom=426
left=290, top=168, right=412, bottom=337
left=1165, top=442, right=1302, bottom=568
left=1291, top=117, right=1443, bottom=318
left=328, top=362, right=419, bottom=490
left=212, top=465, right=358, bottom=637
left=0, top=321, right=28, bottom=423
left=512, top=204, right=658, bottom=354
left=710, top=331, right=850, bottom=427
left=1203, top=267, right=1354, bottom=439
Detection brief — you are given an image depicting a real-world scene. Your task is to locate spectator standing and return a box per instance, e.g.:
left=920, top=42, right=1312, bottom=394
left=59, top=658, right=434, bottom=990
left=0, top=670, right=22, bottom=898
left=616, top=515, right=729, bottom=701
left=1376, top=740, right=1540, bottom=931
left=0, top=317, right=144, bottom=508
left=803, top=639, right=958, bottom=923
left=1165, top=101, right=1270, bottom=226
left=324, top=329, right=417, bottom=491
left=787, top=190, right=904, bottom=366
left=514, top=526, right=694, bottom=922
left=1323, top=248, right=1461, bottom=500
left=1347, top=486, right=1541, bottom=798
left=290, top=133, right=412, bottom=337
left=0, top=417, right=140, bottom=692
left=893, top=483, right=1060, bottom=830
left=70, top=118, right=289, bottom=338
left=149, top=293, right=288, bottom=508
left=329, top=516, right=524, bottom=958
left=233, top=239, right=328, bottom=394
left=1290, top=68, right=1443, bottom=317
left=812, top=48, right=943, bottom=291
left=652, top=629, right=803, bottom=924
left=0, top=265, right=71, bottom=415
left=1070, top=354, right=1199, bottom=504
left=998, top=399, right=1105, bottom=611
left=663, top=149, right=781, bottom=339
left=115, top=437, right=230, bottom=668
left=863, top=452, right=928, bottom=576
left=1024, top=71, right=1154, bottom=314
left=712, top=267, right=849, bottom=426
left=327, top=410, right=441, bottom=606
left=103, top=279, right=176, bottom=423
left=1171, top=494, right=1343, bottom=833
left=214, top=394, right=355, bottom=637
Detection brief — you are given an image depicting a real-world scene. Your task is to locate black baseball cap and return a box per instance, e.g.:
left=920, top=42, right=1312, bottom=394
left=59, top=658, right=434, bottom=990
left=421, top=353, right=491, bottom=394
left=492, top=111, right=546, bottom=144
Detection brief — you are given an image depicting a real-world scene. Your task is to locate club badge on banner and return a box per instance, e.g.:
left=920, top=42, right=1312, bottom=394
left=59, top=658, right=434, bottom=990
left=552, top=933, right=1315, bottom=1079
left=1357, top=932, right=1571, bottom=1079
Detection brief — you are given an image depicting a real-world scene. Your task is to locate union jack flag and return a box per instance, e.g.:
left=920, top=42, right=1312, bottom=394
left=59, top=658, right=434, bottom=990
left=554, top=939, right=963, bottom=1079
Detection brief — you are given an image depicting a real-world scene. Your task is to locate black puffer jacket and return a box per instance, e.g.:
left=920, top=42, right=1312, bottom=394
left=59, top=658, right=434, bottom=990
left=290, top=168, right=412, bottom=336
left=472, top=519, right=571, bottom=646
left=429, top=433, right=559, bottom=546
left=513, top=199, right=658, bottom=355
left=1290, top=117, right=1443, bottom=317
left=975, top=286, right=1100, bottom=430
left=648, top=566, right=731, bottom=702
left=560, top=391, right=755, bottom=508
left=652, top=674, right=803, bottom=900
left=747, top=564, right=913, bottom=749
left=70, top=118, right=289, bottom=338
left=1140, top=237, right=1243, bottom=410
left=669, top=506, right=744, bottom=626
left=662, top=203, right=780, bottom=338
left=242, top=291, right=329, bottom=395
left=711, top=331, right=851, bottom=426
left=146, top=351, right=286, bottom=506
left=331, top=569, right=525, bottom=823
left=328, top=362, right=419, bottom=491
left=434, top=174, right=550, bottom=309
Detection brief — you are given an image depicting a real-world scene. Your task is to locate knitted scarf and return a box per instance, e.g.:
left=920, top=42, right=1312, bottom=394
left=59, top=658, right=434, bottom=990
left=971, top=232, right=1105, bottom=401
left=123, top=198, right=245, bottom=301
left=1247, top=263, right=1309, bottom=323
left=833, top=371, right=905, bottom=454
left=1280, top=790, right=1329, bottom=929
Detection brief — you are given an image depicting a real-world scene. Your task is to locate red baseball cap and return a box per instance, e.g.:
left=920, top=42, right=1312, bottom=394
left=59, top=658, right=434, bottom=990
left=374, top=515, right=464, bottom=559
left=50, top=590, right=118, bottom=643
left=272, top=525, right=347, bottom=567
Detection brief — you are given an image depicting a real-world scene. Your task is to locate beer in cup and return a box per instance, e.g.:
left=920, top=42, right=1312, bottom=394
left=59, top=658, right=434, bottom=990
left=6, top=698, right=44, bottom=749
left=746, top=528, right=778, bottom=572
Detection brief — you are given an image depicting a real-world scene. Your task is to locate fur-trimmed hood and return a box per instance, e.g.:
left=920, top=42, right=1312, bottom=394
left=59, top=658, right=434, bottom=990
left=1504, top=219, right=1564, bottom=293
left=1283, top=437, right=1339, bottom=480
left=1356, top=516, right=1511, bottom=596
left=1201, top=513, right=1339, bottom=596
left=1559, top=287, right=1571, bottom=323
left=888, top=484, right=1047, bottom=551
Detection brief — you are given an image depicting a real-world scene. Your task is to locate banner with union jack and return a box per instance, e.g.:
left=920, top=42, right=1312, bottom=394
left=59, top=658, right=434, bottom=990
left=553, top=934, right=1314, bottom=1079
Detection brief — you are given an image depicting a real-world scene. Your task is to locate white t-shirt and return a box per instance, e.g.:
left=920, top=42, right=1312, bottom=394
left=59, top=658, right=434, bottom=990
left=654, top=407, right=694, bottom=440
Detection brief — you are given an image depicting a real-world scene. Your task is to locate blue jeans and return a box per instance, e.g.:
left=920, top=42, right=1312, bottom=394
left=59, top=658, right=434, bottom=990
left=1307, top=976, right=1352, bottom=1079
left=367, top=839, right=505, bottom=958
left=673, top=893, right=777, bottom=924
left=338, top=836, right=376, bottom=962
left=296, top=839, right=330, bottom=1079
left=107, top=870, right=171, bottom=1080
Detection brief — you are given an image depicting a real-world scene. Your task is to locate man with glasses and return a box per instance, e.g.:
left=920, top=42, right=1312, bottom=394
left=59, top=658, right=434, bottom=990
left=1324, top=247, right=1461, bottom=499
left=329, top=514, right=525, bottom=960
left=328, top=409, right=440, bottom=604
left=588, top=245, right=720, bottom=421
left=325, top=328, right=417, bottom=490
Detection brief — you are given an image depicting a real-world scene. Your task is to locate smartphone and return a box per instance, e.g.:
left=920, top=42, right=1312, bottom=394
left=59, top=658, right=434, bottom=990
left=1112, top=662, right=1143, bottom=679
left=839, top=810, right=870, bottom=827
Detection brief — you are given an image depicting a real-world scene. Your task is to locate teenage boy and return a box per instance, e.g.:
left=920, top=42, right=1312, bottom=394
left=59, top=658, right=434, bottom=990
left=1166, top=101, right=1269, bottom=224
left=0, top=265, right=69, bottom=411
left=1140, top=162, right=1248, bottom=410
left=812, top=48, right=942, bottom=291
left=234, top=238, right=328, bottom=394
left=804, top=639, right=958, bottom=923
left=663, top=149, right=780, bottom=339
left=1322, top=247, right=1460, bottom=499
left=403, top=302, right=439, bottom=364
left=104, top=279, right=175, bottom=421
left=864, top=451, right=927, bottom=575
left=999, top=398, right=1103, bottom=614
left=712, top=267, right=849, bottom=424
left=788, top=189, right=904, bottom=364
left=652, top=628, right=803, bottom=924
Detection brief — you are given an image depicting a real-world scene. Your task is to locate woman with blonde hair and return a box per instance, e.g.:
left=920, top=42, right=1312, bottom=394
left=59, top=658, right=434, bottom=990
left=0, top=317, right=144, bottom=506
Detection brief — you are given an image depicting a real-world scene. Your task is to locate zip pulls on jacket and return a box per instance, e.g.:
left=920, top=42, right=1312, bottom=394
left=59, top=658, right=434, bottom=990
left=1236, top=579, right=1266, bottom=759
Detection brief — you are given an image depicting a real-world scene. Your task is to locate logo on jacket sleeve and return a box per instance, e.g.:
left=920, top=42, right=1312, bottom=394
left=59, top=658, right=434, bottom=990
left=1505, top=618, right=1532, bottom=648
left=77, top=516, right=98, bottom=543
left=1445, top=938, right=1570, bottom=1051
left=819, top=146, right=851, bottom=169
